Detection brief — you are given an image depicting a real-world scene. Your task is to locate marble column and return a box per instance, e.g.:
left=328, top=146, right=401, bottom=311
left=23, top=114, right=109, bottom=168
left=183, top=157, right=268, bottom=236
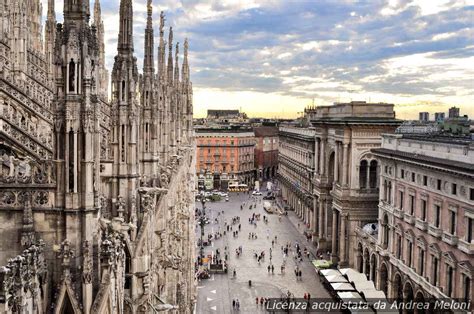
left=340, top=214, right=347, bottom=265
left=320, top=139, right=325, bottom=176
left=331, top=209, right=338, bottom=262
left=342, top=144, right=349, bottom=186
left=334, top=142, right=339, bottom=183
left=315, top=138, right=320, bottom=175
left=318, top=200, right=324, bottom=239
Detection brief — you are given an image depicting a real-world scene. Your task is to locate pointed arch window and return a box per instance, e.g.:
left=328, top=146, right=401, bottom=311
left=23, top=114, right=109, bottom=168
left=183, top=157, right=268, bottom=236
left=121, top=80, right=126, bottom=101
left=68, top=59, right=76, bottom=92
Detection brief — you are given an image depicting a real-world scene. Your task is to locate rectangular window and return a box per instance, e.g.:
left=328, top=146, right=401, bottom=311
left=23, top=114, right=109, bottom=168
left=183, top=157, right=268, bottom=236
left=433, top=257, right=439, bottom=286
left=434, top=205, right=441, bottom=228
left=399, top=191, right=404, bottom=210
left=407, top=241, right=413, bottom=267
left=412, top=173, right=416, bottom=182
left=437, top=179, right=442, bottom=191
left=421, top=200, right=427, bottom=221
left=410, top=195, right=415, bottom=215
left=397, top=236, right=402, bottom=259
left=468, top=217, right=473, bottom=243
left=419, top=249, right=425, bottom=276
left=401, top=169, right=405, bottom=179
left=423, top=175, right=428, bottom=186
left=470, top=188, right=474, bottom=201
left=452, top=183, right=457, bottom=195
left=450, top=211, right=456, bottom=235
left=447, top=266, right=454, bottom=297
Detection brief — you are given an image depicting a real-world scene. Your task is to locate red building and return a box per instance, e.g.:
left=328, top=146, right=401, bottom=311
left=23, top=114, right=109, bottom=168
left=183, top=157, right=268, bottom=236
left=254, top=126, right=279, bottom=180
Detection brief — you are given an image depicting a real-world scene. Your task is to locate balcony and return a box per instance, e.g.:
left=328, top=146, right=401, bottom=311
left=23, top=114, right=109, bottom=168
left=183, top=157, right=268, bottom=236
left=379, top=201, right=394, bottom=214
left=393, top=208, right=403, bottom=218
left=428, top=224, right=442, bottom=238
left=415, top=218, right=428, bottom=231
left=403, top=212, right=415, bottom=225
left=458, top=240, right=474, bottom=254
left=442, top=232, right=458, bottom=246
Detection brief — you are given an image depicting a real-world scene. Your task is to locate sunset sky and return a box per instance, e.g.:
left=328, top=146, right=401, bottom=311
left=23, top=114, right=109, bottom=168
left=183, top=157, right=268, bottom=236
left=49, top=0, right=473, bottom=119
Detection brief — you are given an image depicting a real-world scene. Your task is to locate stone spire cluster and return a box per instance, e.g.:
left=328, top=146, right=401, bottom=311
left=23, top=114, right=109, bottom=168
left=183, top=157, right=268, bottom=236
left=93, top=0, right=109, bottom=99
left=0, top=0, right=196, bottom=312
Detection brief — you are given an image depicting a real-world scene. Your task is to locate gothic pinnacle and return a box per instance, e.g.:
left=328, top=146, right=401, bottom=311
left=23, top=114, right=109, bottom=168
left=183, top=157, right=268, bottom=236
left=167, top=27, right=174, bottom=83
left=146, top=0, right=152, bottom=28
left=174, top=42, right=180, bottom=83
left=118, top=0, right=134, bottom=54
left=143, top=0, right=154, bottom=73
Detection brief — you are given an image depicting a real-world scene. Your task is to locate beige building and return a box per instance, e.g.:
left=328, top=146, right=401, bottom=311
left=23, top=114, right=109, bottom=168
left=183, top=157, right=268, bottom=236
left=196, top=127, right=255, bottom=190
left=0, top=1, right=196, bottom=313
left=278, top=126, right=316, bottom=233
left=356, top=133, right=474, bottom=304
left=306, top=101, right=401, bottom=266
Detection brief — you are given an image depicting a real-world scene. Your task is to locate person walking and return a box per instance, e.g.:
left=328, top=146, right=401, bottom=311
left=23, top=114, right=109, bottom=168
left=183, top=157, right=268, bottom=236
left=271, top=265, right=274, bottom=274
left=232, top=299, right=236, bottom=309
left=267, top=265, right=271, bottom=273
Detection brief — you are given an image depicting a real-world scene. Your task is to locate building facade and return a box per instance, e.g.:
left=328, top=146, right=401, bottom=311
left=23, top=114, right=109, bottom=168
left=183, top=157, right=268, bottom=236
left=278, top=126, right=316, bottom=233
left=196, top=127, right=255, bottom=190
left=355, top=133, right=474, bottom=305
left=300, top=102, right=401, bottom=267
left=254, top=126, right=278, bottom=181
left=0, top=0, right=196, bottom=313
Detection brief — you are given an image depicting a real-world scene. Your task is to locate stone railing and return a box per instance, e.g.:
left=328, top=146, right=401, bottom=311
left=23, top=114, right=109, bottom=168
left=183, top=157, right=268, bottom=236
left=458, top=239, right=474, bottom=255
left=0, top=80, right=54, bottom=123
left=279, top=126, right=315, bottom=138
left=428, top=224, right=442, bottom=238
left=1, top=106, right=53, bottom=151
left=0, top=120, right=53, bottom=160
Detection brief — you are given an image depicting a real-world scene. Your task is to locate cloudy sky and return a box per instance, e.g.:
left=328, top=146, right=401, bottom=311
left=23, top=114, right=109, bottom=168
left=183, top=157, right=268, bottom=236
left=50, top=0, right=473, bottom=119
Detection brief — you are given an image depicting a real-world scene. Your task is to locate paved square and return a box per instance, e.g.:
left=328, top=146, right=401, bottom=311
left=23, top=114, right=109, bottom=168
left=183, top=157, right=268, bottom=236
left=195, top=190, right=331, bottom=313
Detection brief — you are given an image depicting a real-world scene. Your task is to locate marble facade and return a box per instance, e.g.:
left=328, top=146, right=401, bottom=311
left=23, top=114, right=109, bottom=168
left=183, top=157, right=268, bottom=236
left=0, top=0, right=196, bottom=313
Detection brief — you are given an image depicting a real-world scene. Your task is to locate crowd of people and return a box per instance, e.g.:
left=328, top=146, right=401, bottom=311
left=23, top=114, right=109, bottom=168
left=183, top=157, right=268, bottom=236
left=197, top=186, right=319, bottom=312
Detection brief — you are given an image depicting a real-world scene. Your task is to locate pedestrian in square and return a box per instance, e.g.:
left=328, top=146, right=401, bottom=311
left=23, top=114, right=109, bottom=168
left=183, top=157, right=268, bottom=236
left=232, top=299, right=236, bottom=309
left=256, top=297, right=259, bottom=305
left=271, top=265, right=274, bottom=274
left=267, top=265, right=271, bottom=273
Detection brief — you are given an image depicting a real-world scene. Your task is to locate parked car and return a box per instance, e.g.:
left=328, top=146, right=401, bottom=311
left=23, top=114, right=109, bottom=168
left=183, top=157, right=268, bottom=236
left=263, top=195, right=275, bottom=200
left=252, top=191, right=262, bottom=196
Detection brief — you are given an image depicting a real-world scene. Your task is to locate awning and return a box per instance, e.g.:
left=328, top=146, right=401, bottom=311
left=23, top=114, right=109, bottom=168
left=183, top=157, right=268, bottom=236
left=359, top=289, right=387, bottom=302
left=337, top=291, right=364, bottom=302
left=353, top=280, right=376, bottom=292
left=325, top=274, right=349, bottom=283
left=319, top=269, right=341, bottom=276
left=330, top=283, right=356, bottom=291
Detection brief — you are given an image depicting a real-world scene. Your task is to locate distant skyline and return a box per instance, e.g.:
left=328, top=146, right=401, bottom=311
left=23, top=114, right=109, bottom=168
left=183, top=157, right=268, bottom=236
left=47, top=0, right=473, bottom=120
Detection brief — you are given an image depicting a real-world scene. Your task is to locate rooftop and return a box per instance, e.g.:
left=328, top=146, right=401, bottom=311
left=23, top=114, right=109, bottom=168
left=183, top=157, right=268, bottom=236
left=305, top=101, right=397, bottom=121
left=254, top=126, right=278, bottom=137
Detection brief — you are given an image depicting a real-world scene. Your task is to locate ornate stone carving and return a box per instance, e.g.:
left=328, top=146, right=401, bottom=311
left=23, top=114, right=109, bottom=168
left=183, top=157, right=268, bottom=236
left=82, top=240, right=93, bottom=284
